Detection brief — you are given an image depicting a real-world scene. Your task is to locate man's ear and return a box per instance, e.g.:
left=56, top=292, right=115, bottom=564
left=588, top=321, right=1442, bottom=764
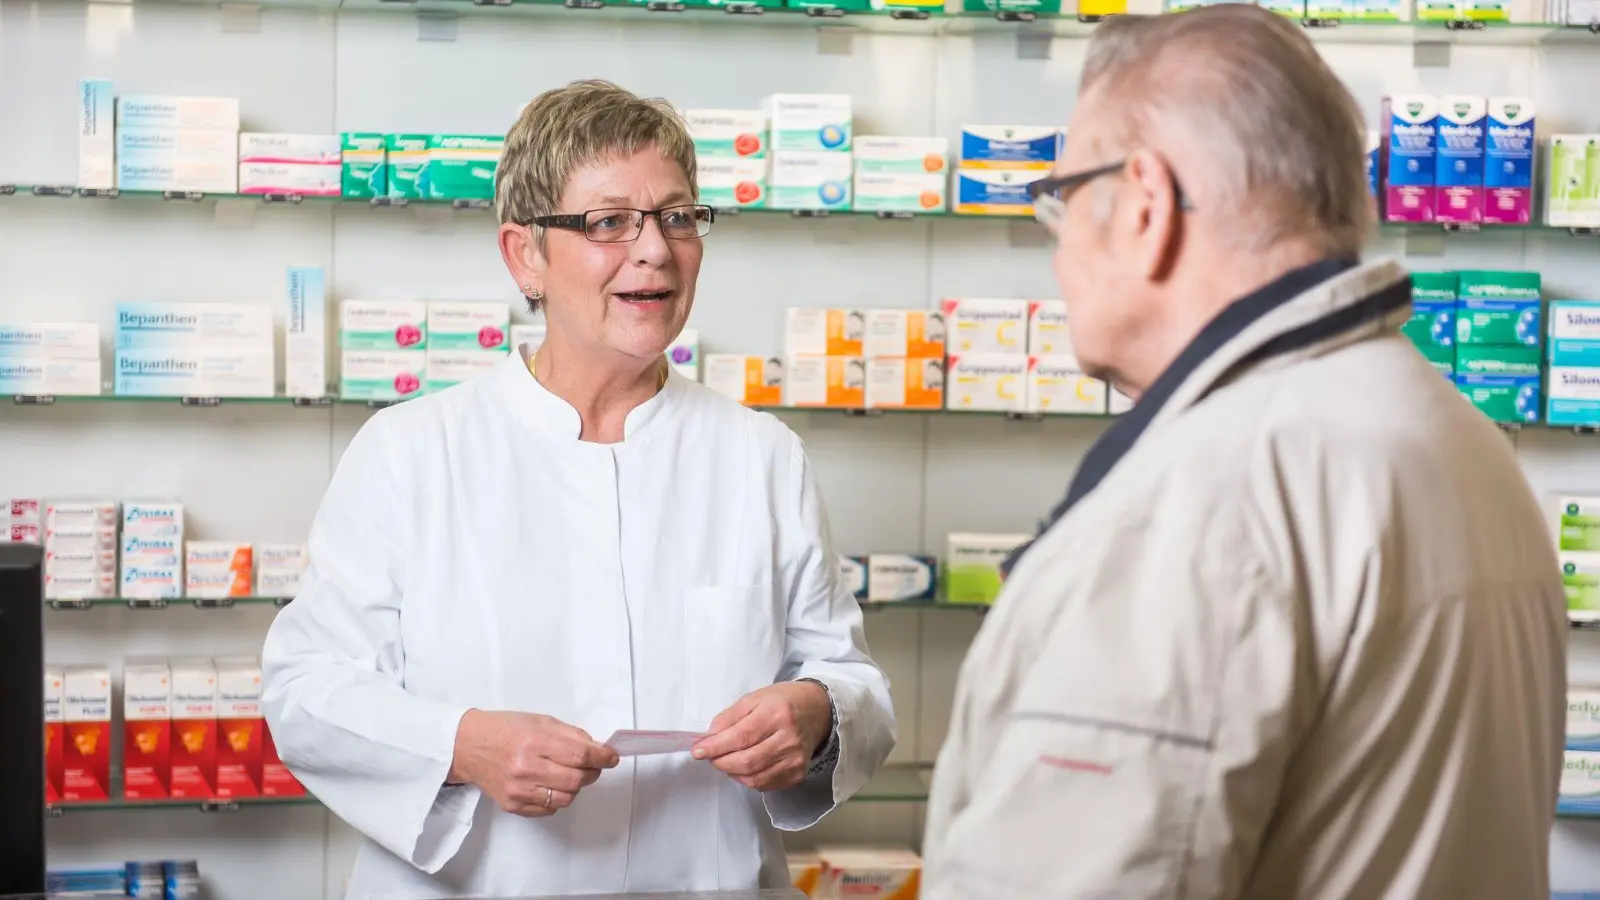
left=1122, top=150, right=1182, bottom=283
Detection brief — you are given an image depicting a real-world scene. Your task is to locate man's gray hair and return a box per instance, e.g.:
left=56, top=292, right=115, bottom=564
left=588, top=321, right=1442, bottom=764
left=1081, top=6, right=1374, bottom=258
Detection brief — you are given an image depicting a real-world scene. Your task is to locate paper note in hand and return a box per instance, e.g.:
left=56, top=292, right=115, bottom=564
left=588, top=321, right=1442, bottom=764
left=605, top=730, right=709, bottom=757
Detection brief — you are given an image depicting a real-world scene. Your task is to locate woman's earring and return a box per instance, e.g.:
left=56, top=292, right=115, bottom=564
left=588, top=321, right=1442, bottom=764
left=522, top=286, right=543, bottom=301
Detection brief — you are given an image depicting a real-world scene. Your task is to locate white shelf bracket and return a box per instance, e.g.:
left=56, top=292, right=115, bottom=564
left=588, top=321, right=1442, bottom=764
left=816, top=26, right=854, bottom=56
left=1413, top=41, right=1450, bottom=68
left=1015, top=30, right=1052, bottom=60
left=219, top=3, right=262, bottom=34
left=417, top=12, right=460, bottom=42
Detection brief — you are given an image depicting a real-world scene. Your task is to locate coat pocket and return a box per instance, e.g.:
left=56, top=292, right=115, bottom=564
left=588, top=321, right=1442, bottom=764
left=683, top=585, right=785, bottom=728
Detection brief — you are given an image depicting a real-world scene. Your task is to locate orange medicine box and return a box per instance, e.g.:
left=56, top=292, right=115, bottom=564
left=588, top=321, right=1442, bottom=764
left=784, top=308, right=864, bottom=357
left=185, top=542, right=253, bottom=598
left=44, top=667, right=64, bottom=804
left=122, top=658, right=172, bottom=800
left=215, top=657, right=264, bottom=798
left=817, top=847, right=922, bottom=900
left=704, top=354, right=784, bottom=407
left=786, top=356, right=865, bottom=409
left=863, top=309, right=946, bottom=359
left=866, top=357, right=944, bottom=410
left=61, top=665, right=111, bottom=802
left=788, top=851, right=823, bottom=897
left=169, top=657, right=218, bottom=799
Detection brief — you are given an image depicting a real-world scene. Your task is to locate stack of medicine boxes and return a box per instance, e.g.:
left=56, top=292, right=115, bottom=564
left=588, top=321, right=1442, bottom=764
left=1402, top=272, right=1458, bottom=377
left=1548, top=134, right=1600, bottom=229
left=6, top=498, right=41, bottom=545
left=953, top=126, right=1058, bottom=216
left=1454, top=271, right=1542, bottom=424
left=121, top=502, right=185, bottom=600
left=1384, top=94, right=1536, bottom=226
left=184, top=542, right=253, bottom=600
left=0, top=322, right=102, bottom=397
left=114, top=302, right=275, bottom=399
left=684, top=109, right=769, bottom=211
left=340, top=300, right=427, bottom=402
left=863, top=309, right=948, bottom=411
left=44, top=501, right=119, bottom=601
left=425, top=301, right=511, bottom=393
left=238, top=133, right=341, bottom=197
left=1025, top=300, right=1112, bottom=415
left=942, top=298, right=1028, bottom=411
left=853, top=136, right=950, bottom=215
left=1546, top=298, right=1600, bottom=427
left=1559, top=497, right=1600, bottom=625
left=783, top=308, right=865, bottom=409
left=383, top=135, right=504, bottom=202
left=767, top=94, right=853, bottom=213
left=115, top=95, right=241, bottom=195
left=341, top=133, right=388, bottom=199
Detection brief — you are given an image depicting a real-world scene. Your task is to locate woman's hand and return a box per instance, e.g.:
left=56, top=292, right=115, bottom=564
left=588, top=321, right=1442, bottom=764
left=691, top=681, right=832, bottom=792
left=449, top=709, right=620, bottom=817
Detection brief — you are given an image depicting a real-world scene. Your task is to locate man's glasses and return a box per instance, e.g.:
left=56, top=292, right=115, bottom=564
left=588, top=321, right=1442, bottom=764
left=1027, top=159, right=1194, bottom=230
left=528, top=205, right=715, bottom=243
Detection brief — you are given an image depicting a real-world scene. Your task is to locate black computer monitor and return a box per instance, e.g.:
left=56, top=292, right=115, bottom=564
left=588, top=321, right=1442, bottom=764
left=0, top=542, right=45, bottom=897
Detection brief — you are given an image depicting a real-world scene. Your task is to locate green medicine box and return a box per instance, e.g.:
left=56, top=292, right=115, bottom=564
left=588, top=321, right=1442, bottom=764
left=784, top=0, right=873, bottom=11
left=963, top=0, right=1064, bottom=13
left=385, top=133, right=429, bottom=200
left=1456, top=270, right=1541, bottom=301
left=1454, top=373, right=1540, bottom=423
left=1455, top=271, right=1542, bottom=347
left=1454, top=345, right=1541, bottom=377
left=1561, top=498, right=1600, bottom=552
left=1410, top=271, right=1458, bottom=302
left=1565, top=554, right=1600, bottom=621
left=425, top=135, right=503, bottom=201
left=341, top=133, right=386, bottom=199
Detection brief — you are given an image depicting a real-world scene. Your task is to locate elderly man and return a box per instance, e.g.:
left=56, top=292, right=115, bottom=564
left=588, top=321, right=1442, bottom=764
left=923, top=7, right=1566, bottom=899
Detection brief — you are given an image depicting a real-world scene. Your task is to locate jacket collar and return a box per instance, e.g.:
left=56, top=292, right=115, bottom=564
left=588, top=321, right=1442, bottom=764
left=497, top=342, right=681, bottom=441
left=1001, top=256, right=1411, bottom=577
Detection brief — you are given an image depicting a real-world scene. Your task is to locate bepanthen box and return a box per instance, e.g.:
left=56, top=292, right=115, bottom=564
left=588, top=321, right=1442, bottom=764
left=945, top=354, right=1027, bottom=412
left=941, top=298, right=1029, bottom=354
left=215, top=658, right=264, bottom=799
left=238, top=133, right=340, bottom=165
left=0, top=358, right=103, bottom=396
left=61, top=665, right=111, bottom=802
left=704, top=355, right=784, bottom=407
left=1385, top=94, right=1438, bottom=223
left=117, top=159, right=238, bottom=195
left=0, top=323, right=101, bottom=359
left=114, top=349, right=274, bottom=398
left=115, top=302, right=273, bottom=349
left=123, top=659, right=172, bottom=800
left=78, top=78, right=114, bottom=191
left=286, top=266, right=327, bottom=400
left=427, top=301, right=509, bottom=352
left=170, top=658, right=218, bottom=799
left=1435, top=95, right=1487, bottom=224
left=115, top=95, right=240, bottom=131
left=1485, top=97, right=1536, bottom=225
left=44, top=668, right=64, bottom=804
left=117, top=127, right=237, bottom=161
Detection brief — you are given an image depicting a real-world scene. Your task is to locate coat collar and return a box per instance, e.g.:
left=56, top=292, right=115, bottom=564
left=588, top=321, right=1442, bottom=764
left=496, top=342, right=681, bottom=442
left=1002, top=257, right=1412, bottom=577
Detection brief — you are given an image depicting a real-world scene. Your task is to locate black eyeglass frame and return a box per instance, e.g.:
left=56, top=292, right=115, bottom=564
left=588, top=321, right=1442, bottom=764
left=1027, top=159, right=1196, bottom=212
left=525, top=205, right=717, bottom=243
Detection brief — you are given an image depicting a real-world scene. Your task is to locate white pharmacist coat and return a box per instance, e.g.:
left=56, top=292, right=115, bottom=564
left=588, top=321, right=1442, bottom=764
left=261, top=350, right=896, bottom=898
left=924, top=259, right=1567, bottom=899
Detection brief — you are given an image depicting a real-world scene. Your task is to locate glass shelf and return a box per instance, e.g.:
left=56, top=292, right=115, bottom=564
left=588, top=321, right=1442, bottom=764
left=89, top=0, right=1600, bottom=45
left=45, top=596, right=291, bottom=611
left=860, top=598, right=991, bottom=611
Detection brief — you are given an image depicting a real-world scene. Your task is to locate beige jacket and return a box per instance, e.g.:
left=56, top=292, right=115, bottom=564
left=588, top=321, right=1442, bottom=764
left=923, top=259, right=1566, bottom=900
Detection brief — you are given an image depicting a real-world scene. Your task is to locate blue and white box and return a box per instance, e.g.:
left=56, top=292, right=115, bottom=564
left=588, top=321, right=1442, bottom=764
left=114, top=348, right=274, bottom=398
left=1548, top=367, right=1600, bottom=426
left=954, top=168, right=1048, bottom=216
left=0, top=324, right=100, bottom=359
left=1484, top=97, right=1536, bottom=225
left=1560, top=750, right=1600, bottom=816
left=1435, top=95, right=1486, bottom=224
left=769, top=151, right=852, bottom=211
left=116, top=302, right=273, bottom=350
left=866, top=553, right=938, bottom=602
left=958, top=126, right=1060, bottom=171
left=116, top=159, right=237, bottom=195
left=765, top=94, right=851, bottom=153
left=1549, top=301, right=1600, bottom=368
left=78, top=78, right=114, bottom=190
left=122, top=502, right=184, bottom=537
left=0, top=358, right=102, bottom=396
left=1570, top=687, right=1600, bottom=751
left=115, top=95, right=240, bottom=131
left=286, top=267, right=327, bottom=399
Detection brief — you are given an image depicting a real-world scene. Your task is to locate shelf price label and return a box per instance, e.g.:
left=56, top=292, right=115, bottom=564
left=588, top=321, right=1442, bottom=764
left=181, top=396, right=222, bottom=407
left=193, top=597, right=236, bottom=609
left=48, top=599, right=94, bottom=611
left=126, top=598, right=169, bottom=610
left=14, top=394, right=56, bottom=406
left=32, top=185, right=75, bottom=197
left=163, top=191, right=205, bottom=202
left=201, top=800, right=243, bottom=814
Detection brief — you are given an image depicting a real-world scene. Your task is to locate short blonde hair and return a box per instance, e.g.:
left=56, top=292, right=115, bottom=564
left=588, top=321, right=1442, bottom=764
left=495, top=79, right=698, bottom=228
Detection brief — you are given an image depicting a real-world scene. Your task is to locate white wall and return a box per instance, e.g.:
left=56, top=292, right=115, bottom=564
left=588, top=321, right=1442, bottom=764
left=4, top=1, right=1600, bottom=896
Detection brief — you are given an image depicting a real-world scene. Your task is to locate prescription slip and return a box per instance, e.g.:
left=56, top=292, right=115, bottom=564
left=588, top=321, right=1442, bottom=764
left=604, top=730, right=708, bottom=756
left=863, top=309, right=945, bottom=358
left=786, top=308, right=865, bottom=357
left=786, top=356, right=866, bottom=409
left=705, top=355, right=784, bottom=407
left=865, top=357, right=944, bottom=410
left=941, top=298, right=1028, bottom=354
left=946, top=354, right=1026, bottom=412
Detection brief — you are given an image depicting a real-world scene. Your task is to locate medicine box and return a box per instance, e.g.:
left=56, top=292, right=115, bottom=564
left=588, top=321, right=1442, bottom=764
left=123, top=502, right=184, bottom=538
left=185, top=542, right=253, bottom=598
left=425, top=135, right=503, bottom=201
left=385, top=134, right=429, bottom=200
left=941, top=298, right=1028, bottom=354
left=116, top=129, right=237, bottom=163
left=1027, top=356, right=1109, bottom=414
left=853, top=172, right=946, bottom=214
left=1561, top=749, right=1600, bottom=815
left=341, top=133, right=387, bottom=199
left=698, top=156, right=769, bottom=210
left=78, top=78, right=115, bottom=191
left=216, top=658, right=264, bottom=799
left=1435, top=96, right=1487, bottom=224
left=286, top=266, right=328, bottom=400
left=769, top=151, right=853, bottom=211
left=1384, top=94, right=1438, bottom=224
left=44, top=668, right=63, bottom=804
left=963, top=0, right=1066, bottom=14
left=424, top=350, right=504, bottom=393
left=946, top=534, right=1031, bottom=603
left=123, top=659, right=172, bottom=800
left=0, top=358, right=103, bottom=397
left=1456, top=301, right=1541, bottom=348
left=239, top=162, right=341, bottom=197
left=668, top=328, right=699, bottom=382
left=341, top=300, right=428, bottom=351
left=114, top=349, right=275, bottom=399
left=863, top=309, right=945, bottom=359
left=116, top=302, right=274, bottom=350
left=785, top=355, right=866, bottom=409
left=1550, top=301, right=1600, bottom=367
left=958, top=126, right=1060, bottom=170
left=853, top=136, right=948, bottom=176
left=1027, top=300, right=1070, bottom=357
left=1570, top=686, right=1600, bottom=750
left=787, top=308, right=866, bottom=357
left=765, top=94, right=852, bottom=153
left=839, top=556, right=868, bottom=600
left=817, top=848, right=922, bottom=900
left=117, top=159, right=238, bottom=195
left=1455, top=372, right=1540, bottom=424
left=684, top=109, right=768, bottom=158
left=865, top=357, right=944, bottom=411
left=866, top=554, right=938, bottom=602
left=427, top=301, right=509, bottom=352
left=789, top=852, right=824, bottom=897
left=1559, top=497, right=1600, bottom=552
left=512, top=323, right=547, bottom=354
left=704, top=354, right=784, bottom=407
left=61, top=665, right=112, bottom=802
left=946, top=354, right=1026, bottom=412
left=170, top=658, right=218, bottom=799
left=1484, top=98, right=1536, bottom=226
left=1454, top=344, right=1540, bottom=376
left=123, top=533, right=182, bottom=568
left=1567, top=553, right=1600, bottom=623
left=954, top=168, right=1047, bottom=216
left=0, top=323, right=101, bottom=359
left=1548, top=136, right=1600, bottom=228
left=340, top=350, right=426, bottom=402
left=116, top=95, right=240, bottom=131
left=46, top=501, right=118, bottom=530
left=238, top=133, right=340, bottom=165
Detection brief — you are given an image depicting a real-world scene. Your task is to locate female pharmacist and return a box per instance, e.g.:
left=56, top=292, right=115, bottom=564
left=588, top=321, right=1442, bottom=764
left=261, top=80, right=895, bottom=898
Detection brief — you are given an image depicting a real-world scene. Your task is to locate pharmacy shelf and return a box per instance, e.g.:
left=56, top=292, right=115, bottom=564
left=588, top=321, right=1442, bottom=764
left=3, top=185, right=1599, bottom=236
left=45, top=596, right=291, bottom=611
left=48, top=0, right=1600, bottom=45
left=860, top=598, right=990, bottom=611
left=46, top=763, right=935, bottom=816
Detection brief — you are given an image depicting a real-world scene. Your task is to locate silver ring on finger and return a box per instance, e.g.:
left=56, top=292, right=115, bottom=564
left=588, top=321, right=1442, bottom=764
left=544, top=786, right=554, bottom=808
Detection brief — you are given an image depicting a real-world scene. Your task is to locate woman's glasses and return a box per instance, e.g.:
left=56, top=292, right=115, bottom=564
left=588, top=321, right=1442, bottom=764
left=529, top=205, right=715, bottom=243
